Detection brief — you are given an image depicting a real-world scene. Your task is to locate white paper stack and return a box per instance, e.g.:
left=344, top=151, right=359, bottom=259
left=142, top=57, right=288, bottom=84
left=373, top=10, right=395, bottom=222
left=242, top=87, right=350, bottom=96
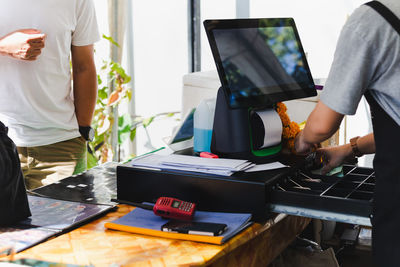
left=131, top=153, right=254, bottom=176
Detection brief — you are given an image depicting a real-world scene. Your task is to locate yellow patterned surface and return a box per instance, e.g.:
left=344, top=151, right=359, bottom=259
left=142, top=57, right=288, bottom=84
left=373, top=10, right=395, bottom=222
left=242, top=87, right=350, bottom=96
left=15, top=205, right=310, bottom=267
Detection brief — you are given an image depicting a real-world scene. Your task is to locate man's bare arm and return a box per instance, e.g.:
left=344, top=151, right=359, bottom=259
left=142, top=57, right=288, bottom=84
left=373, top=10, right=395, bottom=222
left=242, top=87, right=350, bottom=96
left=295, top=101, right=344, bottom=154
left=317, top=133, right=375, bottom=173
left=0, top=29, right=45, bottom=61
left=71, top=44, right=97, bottom=127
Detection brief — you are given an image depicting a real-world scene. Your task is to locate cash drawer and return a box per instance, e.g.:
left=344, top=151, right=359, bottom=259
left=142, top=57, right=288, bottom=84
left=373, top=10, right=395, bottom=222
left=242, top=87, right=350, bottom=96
left=269, top=165, right=373, bottom=226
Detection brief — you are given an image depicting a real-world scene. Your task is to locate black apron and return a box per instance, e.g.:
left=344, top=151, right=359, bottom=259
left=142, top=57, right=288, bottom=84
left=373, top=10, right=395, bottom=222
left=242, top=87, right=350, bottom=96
left=360, top=2, right=400, bottom=265
left=363, top=2, right=400, bottom=265
left=365, top=91, right=400, bottom=266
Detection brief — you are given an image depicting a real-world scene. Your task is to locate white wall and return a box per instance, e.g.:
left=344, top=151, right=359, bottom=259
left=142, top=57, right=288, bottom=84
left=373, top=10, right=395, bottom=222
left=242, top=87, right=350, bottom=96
left=93, top=1, right=110, bottom=77
left=130, top=1, right=188, bottom=116
left=201, top=0, right=237, bottom=71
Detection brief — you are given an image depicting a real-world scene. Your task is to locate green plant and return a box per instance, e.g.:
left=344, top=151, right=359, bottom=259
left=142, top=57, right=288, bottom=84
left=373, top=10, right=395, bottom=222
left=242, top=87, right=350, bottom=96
left=88, top=41, right=129, bottom=168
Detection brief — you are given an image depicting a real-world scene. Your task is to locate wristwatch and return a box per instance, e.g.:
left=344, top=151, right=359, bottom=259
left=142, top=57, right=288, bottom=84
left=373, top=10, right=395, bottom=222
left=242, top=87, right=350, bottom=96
left=79, top=126, right=95, bottom=142
left=350, top=136, right=363, bottom=158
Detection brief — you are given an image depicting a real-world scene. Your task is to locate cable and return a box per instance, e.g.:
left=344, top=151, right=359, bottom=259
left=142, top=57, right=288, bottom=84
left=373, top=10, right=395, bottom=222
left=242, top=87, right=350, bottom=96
left=110, top=198, right=154, bottom=210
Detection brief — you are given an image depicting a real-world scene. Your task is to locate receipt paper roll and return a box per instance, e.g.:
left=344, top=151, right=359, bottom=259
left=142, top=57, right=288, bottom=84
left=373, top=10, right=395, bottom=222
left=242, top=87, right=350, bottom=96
left=250, top=109, right=282, bottom=149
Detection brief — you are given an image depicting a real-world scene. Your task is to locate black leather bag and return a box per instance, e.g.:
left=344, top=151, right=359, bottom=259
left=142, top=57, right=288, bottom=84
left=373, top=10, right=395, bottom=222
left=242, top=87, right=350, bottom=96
left=0, top=121, right=31, bottom=225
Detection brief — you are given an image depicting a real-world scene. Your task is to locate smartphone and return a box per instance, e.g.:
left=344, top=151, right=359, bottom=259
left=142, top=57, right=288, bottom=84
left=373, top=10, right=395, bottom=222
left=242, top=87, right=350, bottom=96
left=161, top=220, right=227, bottom=236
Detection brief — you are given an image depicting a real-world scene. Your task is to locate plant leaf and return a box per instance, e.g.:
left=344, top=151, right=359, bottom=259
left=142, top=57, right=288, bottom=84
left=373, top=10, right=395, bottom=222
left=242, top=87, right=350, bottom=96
left=98, top=86, right=108, bottom=100
left=107, top=91, right=121, bottom=106
left=102, top=34, right=120, bottom=47
left=118, top=113, right=132, bottom=145
left=126, top=89, right=132, bottom=101
left=166, top=112, right=176, bottom=117
left=111, top=62, right=131, bottom=84
left=142, top=116, right=155, bottom=128
left=97, top=116, right=111, bottom=136
left=87, top=151, right=99, bottom=169
left=119, top=113, right=131, bottom=125
left=130, top=127, right=137, bottom=141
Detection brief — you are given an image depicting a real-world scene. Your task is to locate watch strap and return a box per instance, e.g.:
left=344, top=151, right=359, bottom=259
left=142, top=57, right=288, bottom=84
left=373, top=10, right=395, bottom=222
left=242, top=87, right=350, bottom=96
left=79, top=126, right=94, bottom=141
left=350, top=136, right=363, bottom=158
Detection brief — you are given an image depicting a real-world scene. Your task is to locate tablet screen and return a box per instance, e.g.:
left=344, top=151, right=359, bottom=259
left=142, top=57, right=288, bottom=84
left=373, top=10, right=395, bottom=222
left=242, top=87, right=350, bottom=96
left=170, top=108, right=194, bottom=144
left=166, top=108, right=195, bottom=151
left=204, top=18, right=316, bottom=109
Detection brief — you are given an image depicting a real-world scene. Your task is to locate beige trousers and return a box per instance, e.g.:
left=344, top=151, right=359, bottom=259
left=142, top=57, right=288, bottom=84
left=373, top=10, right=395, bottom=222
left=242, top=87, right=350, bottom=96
left=17, top=137, right=87, bottom=190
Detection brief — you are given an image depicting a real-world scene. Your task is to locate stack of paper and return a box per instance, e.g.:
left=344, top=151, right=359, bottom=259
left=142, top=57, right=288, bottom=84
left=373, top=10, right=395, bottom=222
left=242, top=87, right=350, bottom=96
left=131, top=154, right=254, bottom=176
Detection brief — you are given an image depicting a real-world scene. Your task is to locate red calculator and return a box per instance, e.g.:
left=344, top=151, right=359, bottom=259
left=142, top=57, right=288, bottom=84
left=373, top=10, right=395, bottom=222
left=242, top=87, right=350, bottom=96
left=153, top=197, right=196, bottom=220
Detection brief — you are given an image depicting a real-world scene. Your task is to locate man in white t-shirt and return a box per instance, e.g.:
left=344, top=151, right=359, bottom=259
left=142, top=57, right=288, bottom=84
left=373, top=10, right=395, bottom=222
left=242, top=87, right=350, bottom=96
left=0, top=0, right=100, bottom=189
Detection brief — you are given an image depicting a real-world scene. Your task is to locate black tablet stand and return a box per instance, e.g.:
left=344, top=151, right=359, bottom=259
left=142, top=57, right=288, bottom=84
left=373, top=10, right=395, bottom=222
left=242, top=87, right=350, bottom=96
left=210, top=87, right=282, bottom=163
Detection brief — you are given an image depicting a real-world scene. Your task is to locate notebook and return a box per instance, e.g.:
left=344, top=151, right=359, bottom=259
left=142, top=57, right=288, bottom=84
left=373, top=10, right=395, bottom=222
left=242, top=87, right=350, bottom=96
left=105, top=207, right=252, bottom=245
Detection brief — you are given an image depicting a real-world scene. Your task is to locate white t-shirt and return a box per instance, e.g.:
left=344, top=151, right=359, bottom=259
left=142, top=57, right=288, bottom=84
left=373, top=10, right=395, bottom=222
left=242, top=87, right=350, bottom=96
left=320, top=0, right=400, bottom=126
left=0, top=0, right=100, bottom=147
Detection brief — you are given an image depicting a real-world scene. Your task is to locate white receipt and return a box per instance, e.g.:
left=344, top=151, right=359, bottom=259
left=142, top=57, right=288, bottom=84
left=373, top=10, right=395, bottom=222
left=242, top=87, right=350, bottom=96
left=245, top=162, right=287, bottom=172
left=254, top=109, right=282, bottom=148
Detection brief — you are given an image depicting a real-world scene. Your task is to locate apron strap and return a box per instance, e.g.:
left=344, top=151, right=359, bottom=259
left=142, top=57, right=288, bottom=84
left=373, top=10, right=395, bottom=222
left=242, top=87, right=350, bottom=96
left=364, top=91, right=379, bottom=111
left=365, top=1, right=400, bottom=35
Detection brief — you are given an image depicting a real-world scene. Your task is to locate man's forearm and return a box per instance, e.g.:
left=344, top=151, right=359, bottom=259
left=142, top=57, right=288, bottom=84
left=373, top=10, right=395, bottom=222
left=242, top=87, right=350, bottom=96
left=356, top=133, right=375, bottom=156
left=302, top=120, right=339, bottom=144
left=302, top=101, right=344, bottom=144
left=73, top=64, right=97, bottom=127
left=0, top=35, right=8, bottom=56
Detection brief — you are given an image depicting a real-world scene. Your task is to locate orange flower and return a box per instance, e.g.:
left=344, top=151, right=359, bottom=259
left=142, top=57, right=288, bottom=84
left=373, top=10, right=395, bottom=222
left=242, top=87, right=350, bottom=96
left=276, top=102, right=287, bottom=113
left=275, top=102, right=301, bottom=154
left=286, top=138, right=296, bottom=153
left=282, top=126, right=291, bottom=139
left=279, top=112, right=290, bottom=127
left=288, top=121, right=300, bottom=139
left=282, top=123, right=300, bottom=139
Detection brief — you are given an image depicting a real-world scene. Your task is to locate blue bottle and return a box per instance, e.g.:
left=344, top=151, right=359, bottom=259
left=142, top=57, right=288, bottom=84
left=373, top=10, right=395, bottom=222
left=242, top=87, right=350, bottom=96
left=193, top=98, right=216, bottom=153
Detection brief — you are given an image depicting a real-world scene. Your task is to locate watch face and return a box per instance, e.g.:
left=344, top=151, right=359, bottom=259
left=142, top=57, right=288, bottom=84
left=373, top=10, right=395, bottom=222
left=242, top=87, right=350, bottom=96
left=79, top=126, right=95, bottom=141
left=88, top=128, right=95, bottom=141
